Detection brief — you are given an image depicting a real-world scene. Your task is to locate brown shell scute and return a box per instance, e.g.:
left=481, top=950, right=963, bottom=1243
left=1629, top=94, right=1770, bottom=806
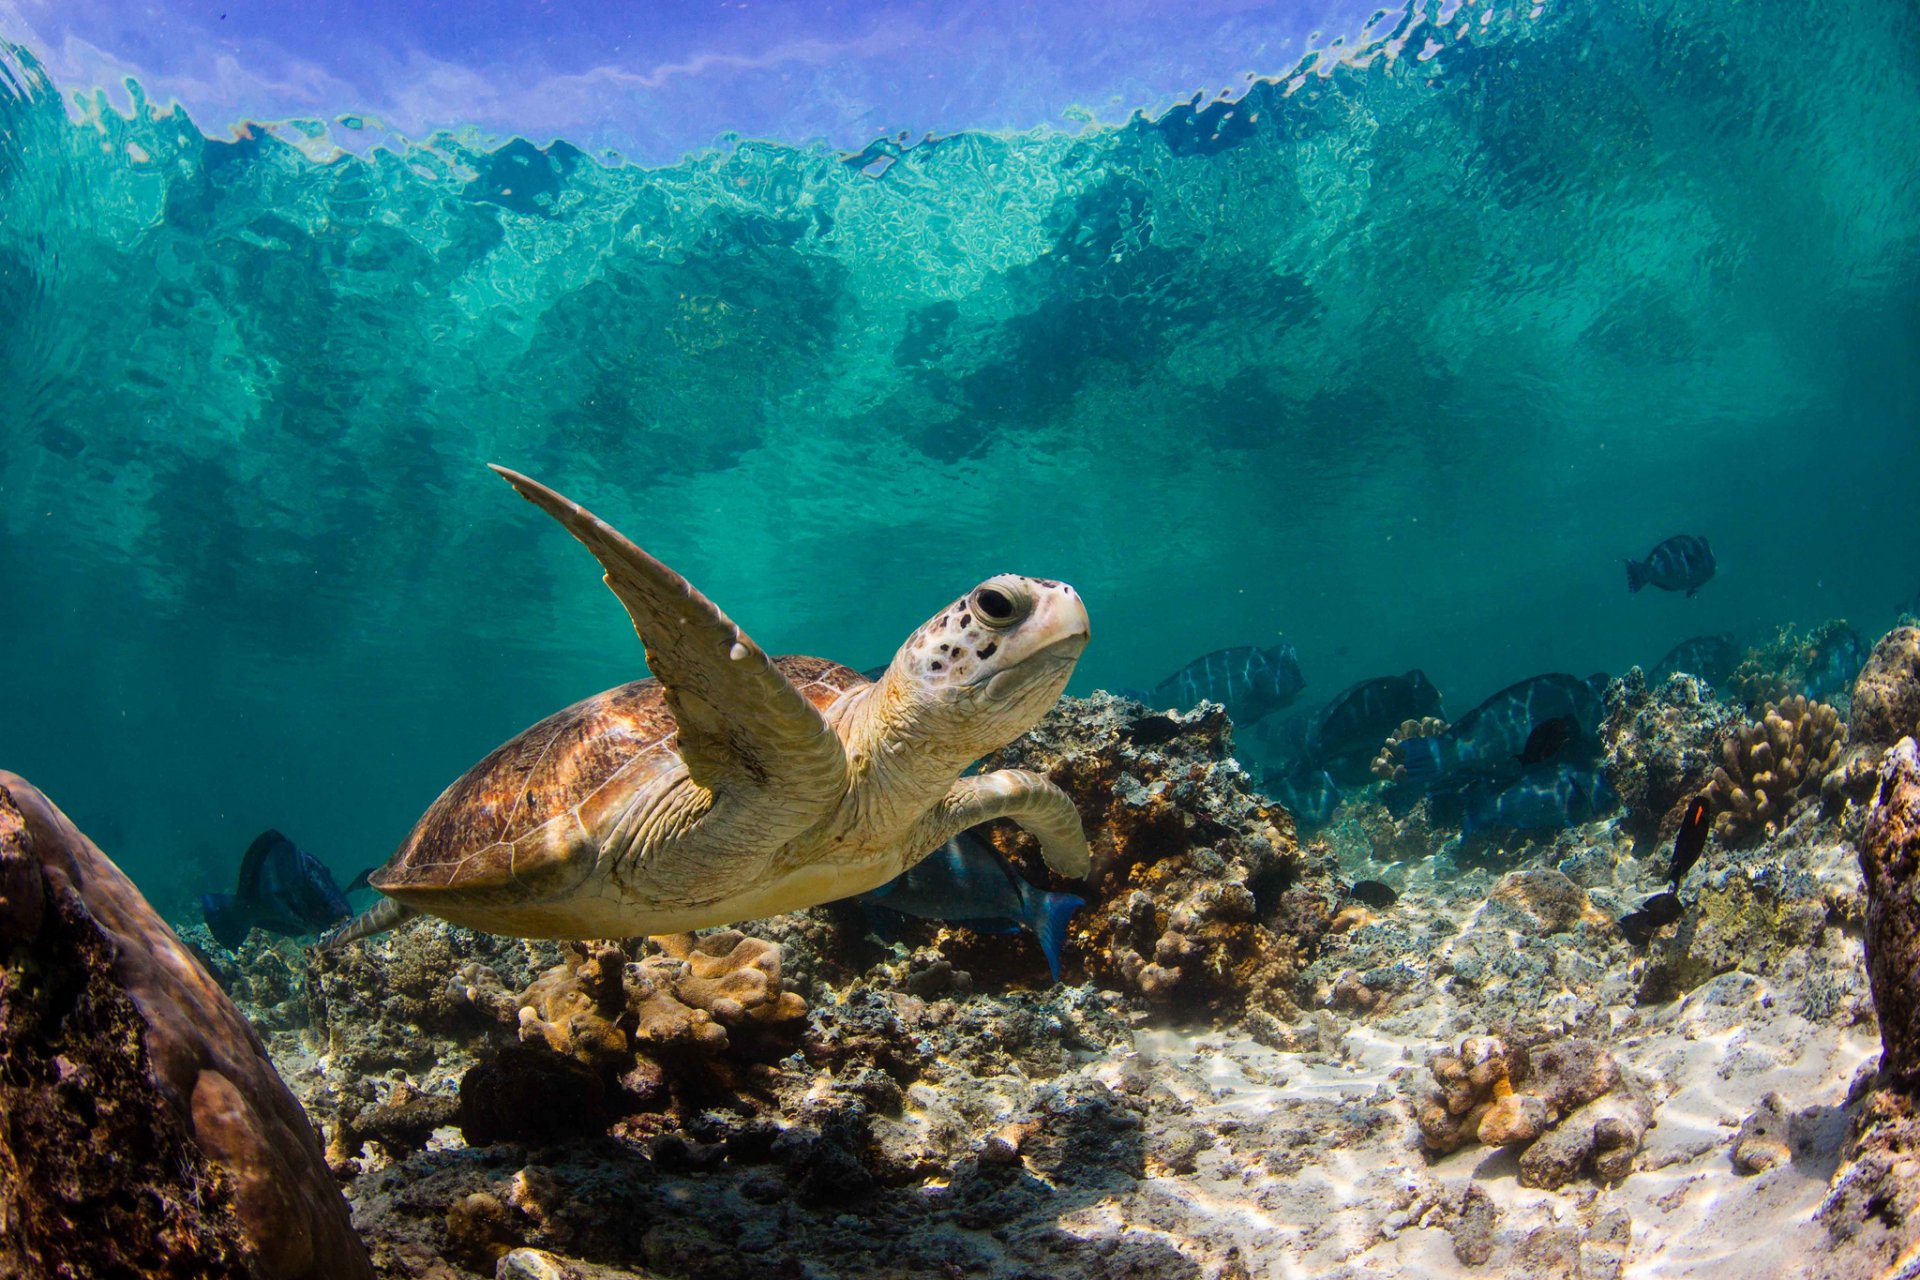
left=371, top=656, right=867, bottom=895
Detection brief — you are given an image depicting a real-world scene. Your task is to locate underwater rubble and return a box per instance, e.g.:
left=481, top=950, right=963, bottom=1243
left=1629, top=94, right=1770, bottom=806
left=14, top=626, right=1920, bottom=1276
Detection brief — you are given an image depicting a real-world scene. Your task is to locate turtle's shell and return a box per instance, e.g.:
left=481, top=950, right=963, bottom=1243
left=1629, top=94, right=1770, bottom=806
left=369, top=655, right=867, bottom=904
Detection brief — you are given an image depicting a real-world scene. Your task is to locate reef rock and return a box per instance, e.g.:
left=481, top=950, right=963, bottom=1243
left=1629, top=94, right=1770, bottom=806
left=1706, top=696, right=1845, bottom=846
left=1859, top=738, right=1920, bottom=1088
left=1602, top=668, right=1742, bottom=841
left=980, top=693, right=1337, bottom=1021
left=0, top=772, right=371, bottom=1280
left=1415, top=1032, right=1646, bottom=1185
left=1852, top=628, right=1920, bottom=749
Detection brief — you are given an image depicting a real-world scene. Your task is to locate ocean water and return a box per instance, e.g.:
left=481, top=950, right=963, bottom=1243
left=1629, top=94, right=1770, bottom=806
left=1, top=0, right=1918, bottom=911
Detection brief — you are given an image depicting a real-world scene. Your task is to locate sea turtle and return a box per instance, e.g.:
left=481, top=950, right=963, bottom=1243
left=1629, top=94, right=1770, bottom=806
left=326, top=465, right=1090, bottom=945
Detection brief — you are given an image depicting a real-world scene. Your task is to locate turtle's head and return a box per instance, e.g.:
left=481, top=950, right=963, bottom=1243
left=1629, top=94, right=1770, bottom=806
left=882, top=575, right=1089, bottom=758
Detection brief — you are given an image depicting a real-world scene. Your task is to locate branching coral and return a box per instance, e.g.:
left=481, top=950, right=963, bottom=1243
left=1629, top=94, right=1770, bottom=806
left=1371, top=717, right=1449, bottom=783
left=1706, top=696, right=1845, bottom=845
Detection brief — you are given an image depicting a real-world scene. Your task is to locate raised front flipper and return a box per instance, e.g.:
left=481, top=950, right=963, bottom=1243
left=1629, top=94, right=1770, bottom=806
left=488, top=466, right=847, bottom=827
left=919, top=769, right=1090, bottom=878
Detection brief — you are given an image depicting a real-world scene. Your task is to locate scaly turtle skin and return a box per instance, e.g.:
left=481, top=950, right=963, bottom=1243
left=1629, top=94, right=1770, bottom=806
left=326, top=465, right=1090, bottom=945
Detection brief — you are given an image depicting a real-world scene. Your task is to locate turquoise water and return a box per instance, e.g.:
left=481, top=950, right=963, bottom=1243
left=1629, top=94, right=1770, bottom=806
left=1, top=0, right=1917, bottom=908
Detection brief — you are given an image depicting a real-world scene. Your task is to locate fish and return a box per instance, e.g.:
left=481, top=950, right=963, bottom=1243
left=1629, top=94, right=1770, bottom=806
left=1267, top=764, right=1342, bottom=828
left=1400, top=673, right=1608, bottom=786
left=1667, top=795, right=1710, bottom=888
left=1652, top=633, right=1739, bottom=686
left=1348, top=879, right=1398, bottom=909
left=1618, top=891, right=1684, bottom=945
left=198, top=829, right=353, bottom=949
left=1306, top=669, right=1444, bottom=783
left=1515, top=714, right=1577, bottom=766
left=1625, top=534, right=1715, bottom=596
left=1803, top=626, right=1867, bottom=700
left=856, top=826, right=1085, bottom=983
left=1457, top=764, right=1620, bottom=835
left=1148, top=643, right=1305, bottom=726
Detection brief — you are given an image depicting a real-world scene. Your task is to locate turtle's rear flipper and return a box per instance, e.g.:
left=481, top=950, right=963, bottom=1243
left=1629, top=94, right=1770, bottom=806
left=316, top=896, right=415, bottom=951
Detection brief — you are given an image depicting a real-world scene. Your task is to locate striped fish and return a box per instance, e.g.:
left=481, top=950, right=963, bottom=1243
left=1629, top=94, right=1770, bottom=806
left=1149, top=643, right=1305, bottom=726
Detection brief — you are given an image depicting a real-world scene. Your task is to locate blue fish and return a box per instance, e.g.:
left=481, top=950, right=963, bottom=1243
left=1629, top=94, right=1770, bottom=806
left=199, top=829, right=352, bottom=949
left=857, top=827, right=1084, bottom=982
left=1803, top=626, right=1866, bottom=700
left=1653, top=633, right=1739, bottom=686
left=1267, top=765, right=1342, bottom=828
left=1149, top=643, right=1305, bottom=726
left=1401, top=673, right=1608, bottom=787
left=1626, top=534, right=1715, bottom=596
left=1306, top=669, right=1444, bottom=783
left=1456, top=765, right=1620, bottom=835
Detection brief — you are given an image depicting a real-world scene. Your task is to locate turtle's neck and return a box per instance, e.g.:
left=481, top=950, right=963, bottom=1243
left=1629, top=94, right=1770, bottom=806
left=829, top=673, right=974, bottom=843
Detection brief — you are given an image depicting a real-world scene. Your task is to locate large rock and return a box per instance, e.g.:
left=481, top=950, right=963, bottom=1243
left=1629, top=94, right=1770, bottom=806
left=0, top=772, right=371, bottom=1280
left=1861, top=741, right=1920, bottom=1089
left=1854, top=628, right=1920, bottom=749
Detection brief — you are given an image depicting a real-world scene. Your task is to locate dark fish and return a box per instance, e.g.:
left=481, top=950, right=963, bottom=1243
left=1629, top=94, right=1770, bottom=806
left=1667, top=795, right=1710, bottom=888
left=1618, top=891, right=1684, bottom=945
left=1458, top=764, right=1620, bottom=835
left=1652, top=633, right=1739, bottom=686
left=1348, top=879, right=1398, bottom=909
left=860, top=664, right=890, bottom=682
left=199, top=829, right=353, bottom=949
left=1149, top=643, right=1305, bottom=726
left=1401, top=673, right=1608, bottom=786
left=857, top=827, right=1084, bottom=983
left=1515, top=714, right=1577, bottom=766
left=1803, top=626, right=1867, bottom=700
left=1306, top=669, right=1444, bottom=783
left=1267, top=765, right=1342, bottom=828
left=1625, top=534, right=1715, bottom=596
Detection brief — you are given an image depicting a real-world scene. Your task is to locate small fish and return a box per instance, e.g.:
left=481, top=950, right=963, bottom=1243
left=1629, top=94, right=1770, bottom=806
left=1618, top=891, right=1684, bottom=945
left=857, top=827, right=1084, bottom=983
left=1458, top=764, right=1620, bottom=835
left=1401, top=673, right=1607, bottom=786
left=1268, top=764, right=1342, bottom=828
left=1515, top=714, right=1577, bottom=766
left=199, top=829, right=353, bottom=949
left=1667, top=795, right=1710, bottom=888
left=1652, top=633, right=1739, bottom=686
left=1149, top=643, right=1305, bottom=726
left=1306, top=669, right=1444, bottom=782
left=1803, top=626, right=1867, bottom=700
left=1348, top=879, right=1398, bottom=909
left=1625, top=534, right=1715, bottom=597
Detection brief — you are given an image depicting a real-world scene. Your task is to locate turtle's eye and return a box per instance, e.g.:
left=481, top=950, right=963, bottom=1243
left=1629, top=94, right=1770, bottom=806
left=971, top=585, right=1022, bottom=629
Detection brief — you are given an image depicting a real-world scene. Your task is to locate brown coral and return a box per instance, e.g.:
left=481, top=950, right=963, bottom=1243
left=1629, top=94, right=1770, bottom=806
left=1860, top=739, right=1920, bottom=1089
left=979, top=693, right=1336, bottom=1022
left=1705, top=695, right=1845, bottom=845
left=1372, top=717, right=1449, bottom=783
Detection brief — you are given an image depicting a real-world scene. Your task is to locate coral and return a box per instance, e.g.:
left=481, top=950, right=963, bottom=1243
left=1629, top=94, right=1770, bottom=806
left=1725, top=621, right=1858, bottom=715
left=1371, top=716, right=1449, bottom=783
left=1415, top=1033, right=1644, bottom=1185
left=0, top=772, right=372, bottom=1280
left=979, top=693, right=1337, bottom=1021
left=1851, top=627, right=1920, bottom=749
left=1860, top=739, right=1920, bottom=1089
left=1705, top=696, right=1845, bottom=846
left=1601, top=667, right=1743, bottom=841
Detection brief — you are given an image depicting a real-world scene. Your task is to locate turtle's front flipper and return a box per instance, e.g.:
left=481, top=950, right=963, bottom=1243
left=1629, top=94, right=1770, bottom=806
left=316, top=896, right=415, bottom=951
left=923, top=770, right=1090, bottom=877
left=487, top=466, right=846, bottom=822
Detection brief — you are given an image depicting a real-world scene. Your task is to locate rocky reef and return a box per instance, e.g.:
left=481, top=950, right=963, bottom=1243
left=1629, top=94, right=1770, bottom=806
left=0, top=771, right=371, bottom=1280
left=1602, top=668, right=1741, bottom=843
